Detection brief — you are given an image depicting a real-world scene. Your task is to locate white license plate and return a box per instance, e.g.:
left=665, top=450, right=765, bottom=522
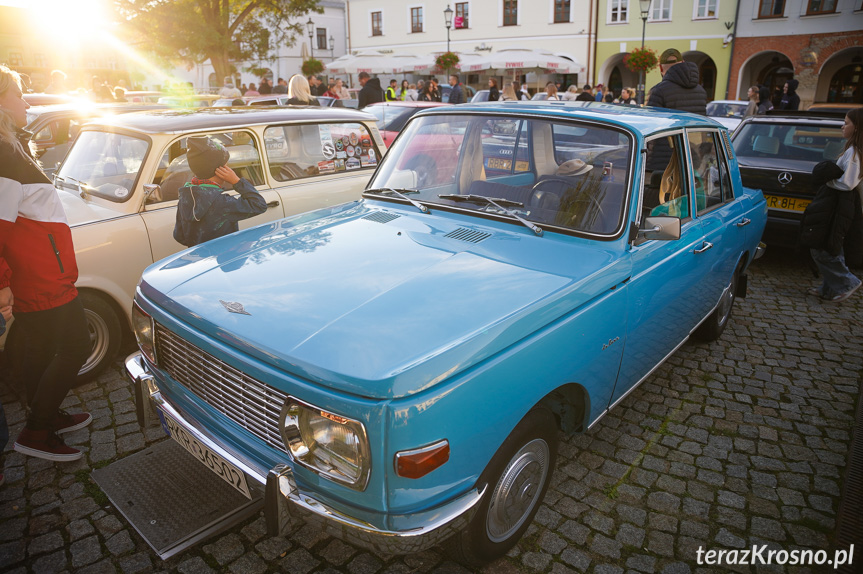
left=159, top=409, right=252, bottom=499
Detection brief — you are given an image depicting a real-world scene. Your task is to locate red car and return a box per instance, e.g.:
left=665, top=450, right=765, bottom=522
left=364, top=101, right=449, bottom=147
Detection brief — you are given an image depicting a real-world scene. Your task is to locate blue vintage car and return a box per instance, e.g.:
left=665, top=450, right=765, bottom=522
left=127, top=101, right=767, bottom=564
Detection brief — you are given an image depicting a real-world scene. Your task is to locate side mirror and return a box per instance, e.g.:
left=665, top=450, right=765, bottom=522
left=143, top=184, right=162, bottom=204
left=638, top=216, right=681, bottom=241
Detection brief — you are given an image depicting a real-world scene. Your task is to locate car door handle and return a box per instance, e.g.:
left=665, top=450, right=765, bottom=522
left=267, top=201, right=280, bottom=208
left=693, top=242, right=713, bottom=254
left=736, top=218, right=751, bottom=227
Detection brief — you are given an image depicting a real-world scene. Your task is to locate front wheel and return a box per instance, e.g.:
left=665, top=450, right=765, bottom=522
left=694, top=265, right=739, bottom=342
left=445, top=408, right=558, bottom=567
left=77, top=292, right=121, bottom=384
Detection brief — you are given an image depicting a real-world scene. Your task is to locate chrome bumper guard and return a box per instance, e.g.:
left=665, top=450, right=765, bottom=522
left=126, top=351, right=483, bottom=554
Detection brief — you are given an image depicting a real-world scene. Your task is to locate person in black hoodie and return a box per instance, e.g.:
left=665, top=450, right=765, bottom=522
left=646, top=49, right=707, bottom=115
left=173, top=137, right=268, bottom=247
left=778, top=79, right=800, bottom=111
left=358, top=72, right=384, bottom=108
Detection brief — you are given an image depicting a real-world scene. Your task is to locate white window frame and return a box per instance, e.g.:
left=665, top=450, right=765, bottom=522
left=499, top=0, right=520, bottom=26
left=649, top=0, right=673, bottom=21
left=370, top=10, right=384, bottom=37
left=407, top=4, right=425, bottom=34
left=549, top=0, right=574, bottom=23
left=454, top=1, right=471, bottom=29
left=693, top=0, right=719, bottom=19
left=608, top=0, right=629, bottom=24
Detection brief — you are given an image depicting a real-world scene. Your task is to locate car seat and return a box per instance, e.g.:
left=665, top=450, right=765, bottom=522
left=751, top=135, right=779, bottom=156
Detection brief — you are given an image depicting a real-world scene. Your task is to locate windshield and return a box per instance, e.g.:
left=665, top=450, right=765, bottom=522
left=733, top=122, right=844, bottom=166
left=365, top=105, right=415, bottom=132
left=706, top=102, right=748, bottom=118
left=57, top=130, right=149, bottom=202
left=368, top=114, right=633, bottom=236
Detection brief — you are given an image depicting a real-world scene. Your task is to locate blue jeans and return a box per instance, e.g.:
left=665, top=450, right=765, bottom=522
left=811, top=248, right=862, bottom=298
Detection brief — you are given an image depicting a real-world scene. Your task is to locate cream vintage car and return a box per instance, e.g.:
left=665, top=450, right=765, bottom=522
left=45, top=106, right=384, bottom=380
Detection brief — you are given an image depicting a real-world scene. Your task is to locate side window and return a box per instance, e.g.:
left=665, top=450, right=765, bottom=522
left=716, top=133, right=734, bottom=202
left=265, top=123, right=379, bottom=181
left=148, top=131, right=264, bottom=204
left=687, top=131, right=724, bottom=215
left=643, top=134, right=690, bottom=220
left=480, top=119, right=522, bottom=178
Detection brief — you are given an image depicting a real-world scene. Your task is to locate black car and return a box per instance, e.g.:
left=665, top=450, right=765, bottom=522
left=731, top=113, right=845, bottom=246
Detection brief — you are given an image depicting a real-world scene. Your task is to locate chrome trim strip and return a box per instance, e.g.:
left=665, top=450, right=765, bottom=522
left=394, top=439, right=449, bottom=474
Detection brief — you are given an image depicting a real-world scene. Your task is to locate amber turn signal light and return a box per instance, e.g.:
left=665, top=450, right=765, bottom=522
left=395, top=440, right=450, bottom=479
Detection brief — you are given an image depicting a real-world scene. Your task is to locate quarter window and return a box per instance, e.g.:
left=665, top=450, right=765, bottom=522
left=411, top=7, right=424, bottom=33
left=806, top=0, right=836, bottom=13
left=149, top=131, right=264, bottom=204
left=265, top=123, right=379, bottom=182
left=609, top=0, right=628, bottom=22
left=371, top=11, right=383, bottom=36
left=694, top=0, right=717, bottom=18
left=758, top=0, right=784, bottom=17
left=687, top=131, right=728, bottom=214
left=650, top=0, right=672, bottom=20
left=503, top=0, right=518, bottom=25
left=554, top=0, right=571, bottom=22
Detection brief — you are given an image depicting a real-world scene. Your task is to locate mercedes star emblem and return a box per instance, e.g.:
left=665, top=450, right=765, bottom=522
left=778, top=172, right=792, bottom=185
left=220, top=300, right=251, bottom=315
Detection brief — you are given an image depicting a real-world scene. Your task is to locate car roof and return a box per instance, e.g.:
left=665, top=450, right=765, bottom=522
left=737, top=112, right=844, bottom=125
left=366, top=101, right=450, bottom=108
left=708, top=100, right=747, bottom=105
left=415, top=101, right=726, bottom=136
left=80, top=106, right=378, bottom=133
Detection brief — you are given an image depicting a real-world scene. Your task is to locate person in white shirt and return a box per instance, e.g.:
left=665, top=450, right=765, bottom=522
left=810, top=110, right=863, bottom=302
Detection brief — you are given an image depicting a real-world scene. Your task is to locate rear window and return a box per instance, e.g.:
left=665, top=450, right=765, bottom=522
left=265, top=122, right=380, bottom=181
left=733, top=122, right=844, bottom=164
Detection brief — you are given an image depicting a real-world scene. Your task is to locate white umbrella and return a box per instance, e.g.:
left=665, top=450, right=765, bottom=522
left=325, top=51, right=434, bottom=75
left=457, top=48, right=584, bottom=75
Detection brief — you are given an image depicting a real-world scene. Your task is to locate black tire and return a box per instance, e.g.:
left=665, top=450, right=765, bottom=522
left=445, top=408, right=558, bottom=567
left=77, top=291, right=121, bottom=384
left=694, top=264, right=740, bottom=342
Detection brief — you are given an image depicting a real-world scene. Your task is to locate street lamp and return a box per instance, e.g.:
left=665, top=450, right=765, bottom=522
left=306, top=18, right=315, bottom=60
left=444, top=4, right=453, bottom=53
left=329, top=35, right=335, bottom=60
left=637, top=0, right=651, bottom=105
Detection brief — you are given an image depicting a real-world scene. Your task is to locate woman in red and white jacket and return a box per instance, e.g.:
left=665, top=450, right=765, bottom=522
left=0, top=64, right=91, bottom=462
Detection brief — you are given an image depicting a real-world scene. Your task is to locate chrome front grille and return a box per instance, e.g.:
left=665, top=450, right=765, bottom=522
left=156, top=324, right=288, bottom=454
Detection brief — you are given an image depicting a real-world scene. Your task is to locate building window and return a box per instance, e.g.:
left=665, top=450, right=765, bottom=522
left=758, top=0, right=785, bottom=17
left=503, top=0, right=518, bottom=26
left=554, top=0, right=571, bottom=22
left=650, top=0, right=672, bottom=20
left=806, top=0, right=836, bottom=14
left=8, top=52, right=22, bottom=66
left=34, top=53, right=47, bottom=67
left=609, top=0, right=628, bottom=22
left=455, top=2, right=469, bottom=28
left=694, top=0, right=717, bottom=18
left=411, top=7, right=424, bottom=33
left=316, top=28, right=327, bottom=50
left=371, top=11, right=383, bottom=36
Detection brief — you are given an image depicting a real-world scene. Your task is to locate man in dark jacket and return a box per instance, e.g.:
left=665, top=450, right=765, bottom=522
left=576, top=84, right=595, bottom=102
left=646, top=49, right=707, bottom=115
left=448, top=74, right=465, bottom=104
left=358, top=72, right=384, bottom=108
left=173, top=137, right=268, bottom=247
left=778, top=79, right=801, bottom=111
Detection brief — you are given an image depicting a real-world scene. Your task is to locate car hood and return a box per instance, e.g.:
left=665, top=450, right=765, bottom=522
left=59, top=189, right=130, bottom=227
left=141, top=203, right=629, bottom=399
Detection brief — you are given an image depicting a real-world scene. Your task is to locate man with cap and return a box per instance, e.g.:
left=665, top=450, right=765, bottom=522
left=173, top=137, right=268, bottom=247
left=646, top=48, right=707, bottom=115
left=576, top=85, right=595, bottom=102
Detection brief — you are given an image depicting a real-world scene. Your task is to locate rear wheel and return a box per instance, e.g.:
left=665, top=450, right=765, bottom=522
left=694, top=265, right=739, bottom=342
left=77, top=292, right=121, bottom=384
left=445, top=408, right=558, bottom=567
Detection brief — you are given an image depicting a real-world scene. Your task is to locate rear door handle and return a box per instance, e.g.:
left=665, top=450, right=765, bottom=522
left=694, top=242, right=713, bottom=254
left=267, top=200, right=280, bottom=208
left=736, top=218, right=751, bottom=227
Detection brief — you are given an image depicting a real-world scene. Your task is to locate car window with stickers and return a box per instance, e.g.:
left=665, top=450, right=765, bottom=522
left=265, top=123, right=379, bottom=181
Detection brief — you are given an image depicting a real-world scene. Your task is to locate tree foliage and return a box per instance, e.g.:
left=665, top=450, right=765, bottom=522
left=113, top=0, right=322, bottom=83
left=301, top=58, right=323, bottom=76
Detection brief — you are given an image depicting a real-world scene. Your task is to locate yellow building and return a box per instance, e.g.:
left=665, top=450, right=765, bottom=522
left=593, top=0, right=737, bottom=102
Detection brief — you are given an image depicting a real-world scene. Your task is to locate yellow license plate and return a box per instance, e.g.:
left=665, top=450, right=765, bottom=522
left=764, top=194, right=810, bottom=213
left=485, top=157, right=512, bottom=170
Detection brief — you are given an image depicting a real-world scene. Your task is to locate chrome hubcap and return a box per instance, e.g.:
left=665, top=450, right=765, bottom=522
left=486, top=438, right=550, bottom=543
left=81, top=309, right=109, bottom=374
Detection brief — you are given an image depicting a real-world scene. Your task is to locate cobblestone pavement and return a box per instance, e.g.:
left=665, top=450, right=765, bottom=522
left=1, top=249, right=861, bottom=574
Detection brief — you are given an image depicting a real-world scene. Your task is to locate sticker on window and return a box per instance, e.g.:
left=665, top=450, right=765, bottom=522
left=318, top=160, right=335, bottom=174
left=346, top=157, right=361, bottom=170
left=334, top=158, right=346, bottom=171
left=349, top=132, right=359, bottom=146
left=322, top=141, right=335, bottom=160
left=346, top=145, right=356, bottom=157
left=361, top=135, right=371, bottom=149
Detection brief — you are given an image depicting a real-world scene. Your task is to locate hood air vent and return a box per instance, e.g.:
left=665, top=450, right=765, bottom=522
left=445, top=228, right=492, bottom=243
left=362, top=212, right=402, bottom=224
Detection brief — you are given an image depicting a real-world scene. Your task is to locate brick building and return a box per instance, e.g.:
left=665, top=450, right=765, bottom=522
left=727, top=0, right=863, bottom=108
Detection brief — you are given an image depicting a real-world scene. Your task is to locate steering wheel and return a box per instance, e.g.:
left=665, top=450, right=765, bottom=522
left=531, top=177, right=603, bottom=215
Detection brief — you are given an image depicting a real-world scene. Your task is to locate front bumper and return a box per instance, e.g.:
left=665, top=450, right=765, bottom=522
left=126, top=351, right=483, bottom=554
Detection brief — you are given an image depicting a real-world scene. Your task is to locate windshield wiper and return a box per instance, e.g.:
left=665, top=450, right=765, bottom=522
left=438, top=194, right=543, bottom=236
left=365, top=187, right=429, bottom=214
left=53, top=174, right=91, bottom=197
